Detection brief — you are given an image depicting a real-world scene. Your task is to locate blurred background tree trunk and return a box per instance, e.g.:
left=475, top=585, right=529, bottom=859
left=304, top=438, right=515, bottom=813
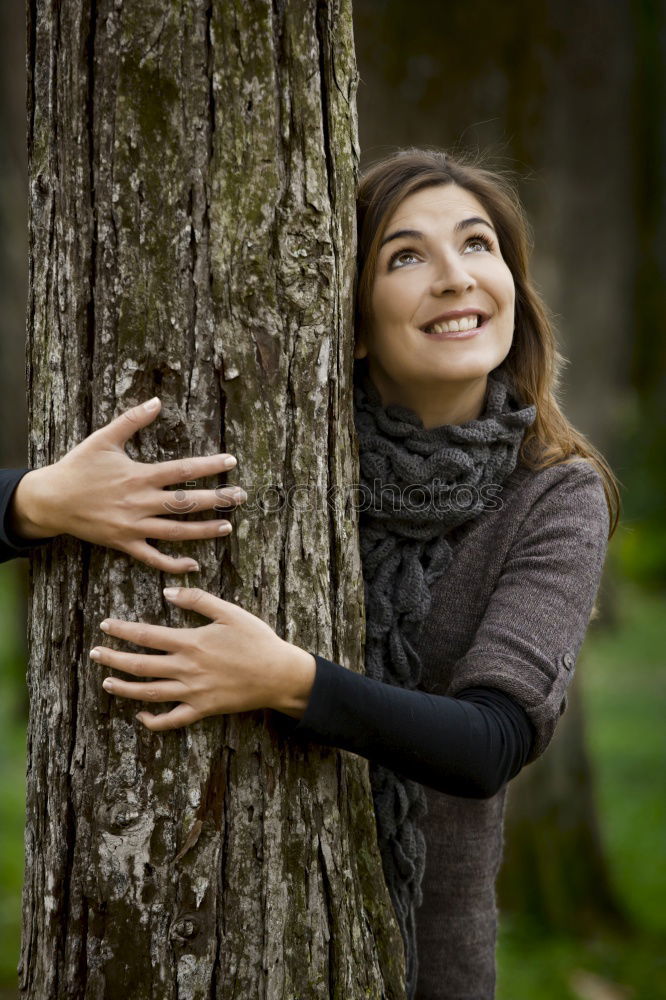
left=0, top=0, right=28, bottom=470
left=0, top=0, right=31, bottom=727
left=20, top=1, right=405, bottom=997
left=353, top=0, right=639, bottom=931
left=498, top=677, right=626, bottom=932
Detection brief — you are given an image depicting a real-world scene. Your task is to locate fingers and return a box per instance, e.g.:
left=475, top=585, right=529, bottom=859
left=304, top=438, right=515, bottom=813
left=157, top=486, right=247, bottom=515
left=136, top=704, right=202, bottom=732
left=124, top=540, right=200, bottom=575
left=142, top=517, right=234, bottom=542
left=162, top=585, right=231, bottom=622
left=98, top=617, right=182, bottom=652
left=100, top=676, right=186, bottom=704
left=149, top=453, right=238, bottom=488
left=90, top=644, right=181, bottom=677
left=95, top=397, right=163, bottom=448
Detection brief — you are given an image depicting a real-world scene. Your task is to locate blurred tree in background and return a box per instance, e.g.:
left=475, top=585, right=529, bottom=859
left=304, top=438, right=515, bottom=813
left=624, top=0, right=666, bottom=585
left=0, top=0, right=30, bottom=734
left=0, top=1, right=28, bottom=470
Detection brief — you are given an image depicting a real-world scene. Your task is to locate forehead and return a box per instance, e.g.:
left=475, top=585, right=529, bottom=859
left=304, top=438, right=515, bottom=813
left=383, top=184, right=490, bottom=233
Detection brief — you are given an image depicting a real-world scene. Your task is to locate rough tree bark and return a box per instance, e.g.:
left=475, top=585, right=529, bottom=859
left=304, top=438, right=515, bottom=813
left=21, top=1, right=404, bottom=997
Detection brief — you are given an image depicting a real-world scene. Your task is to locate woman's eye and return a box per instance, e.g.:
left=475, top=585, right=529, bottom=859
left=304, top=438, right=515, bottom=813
left=388, top=249, right=420, bottom=269
left=464, top=233, right=495, bottom=253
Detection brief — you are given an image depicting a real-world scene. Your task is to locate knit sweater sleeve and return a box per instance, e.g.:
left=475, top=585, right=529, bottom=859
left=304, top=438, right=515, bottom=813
left=275, top=656, right=534, bottom=798
left=444, top=459, right=610, bottom=762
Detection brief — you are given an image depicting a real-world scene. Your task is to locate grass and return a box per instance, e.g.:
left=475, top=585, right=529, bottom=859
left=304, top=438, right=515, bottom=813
left=498, top=918, right=666, bottom=1000
left=0, top=722, right=24, bottom=991
left=0, top=567, right=664, bottom=996
left=0, top=563, right=28, bottom=990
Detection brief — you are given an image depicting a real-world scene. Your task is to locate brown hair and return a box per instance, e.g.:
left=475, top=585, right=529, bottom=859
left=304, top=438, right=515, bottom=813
left=355, top=147, right=620, bottom=539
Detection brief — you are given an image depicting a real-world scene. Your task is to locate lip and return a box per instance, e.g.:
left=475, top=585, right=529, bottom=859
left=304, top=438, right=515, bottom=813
left=421, top=315, right=490, bottom=341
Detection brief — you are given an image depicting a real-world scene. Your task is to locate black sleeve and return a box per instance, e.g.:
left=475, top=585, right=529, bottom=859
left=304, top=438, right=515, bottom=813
left=277, top=654, right=535, bottom=799
left=0, top=468, right=52, bottom=564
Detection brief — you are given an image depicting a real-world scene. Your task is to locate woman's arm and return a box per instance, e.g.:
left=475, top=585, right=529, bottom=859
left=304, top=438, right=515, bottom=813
left=281, top=461, right=609, bottom=794
left=279, top=653, right=534, bottom=798
left=90, top=461, right=607, bottom=799
left=0, top=398, right=247, bottom=571
left=89, top=585, right=532, bottom=799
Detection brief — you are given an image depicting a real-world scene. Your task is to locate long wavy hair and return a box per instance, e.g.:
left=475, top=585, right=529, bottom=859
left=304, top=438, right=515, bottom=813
left=355, top=147, right=620, bottom=539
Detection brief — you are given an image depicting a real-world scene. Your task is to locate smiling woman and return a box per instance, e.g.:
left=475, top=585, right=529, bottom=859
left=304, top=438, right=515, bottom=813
left=0, top=147, right=621, bottom=1000
left=282, top=147, right=622, bottom=1000
left=355, top=184, right=516, bottom=427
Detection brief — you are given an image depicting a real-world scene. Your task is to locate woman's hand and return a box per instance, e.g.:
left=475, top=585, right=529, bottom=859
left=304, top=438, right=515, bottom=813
left=9, top=397, right=247, bottom=574
left=90, top=585, right=317, bottom=731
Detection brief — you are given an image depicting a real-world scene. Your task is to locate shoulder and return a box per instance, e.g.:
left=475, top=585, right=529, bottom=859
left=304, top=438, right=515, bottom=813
left=508, top=454, right=604, bottom=497
left=503, top=457, right=609, bottom=539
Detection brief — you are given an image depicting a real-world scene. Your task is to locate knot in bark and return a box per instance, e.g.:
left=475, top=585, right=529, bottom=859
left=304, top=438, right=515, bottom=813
left=107, top=803, right=141, bottom=831
left=171, top=916, right=198, bottom=941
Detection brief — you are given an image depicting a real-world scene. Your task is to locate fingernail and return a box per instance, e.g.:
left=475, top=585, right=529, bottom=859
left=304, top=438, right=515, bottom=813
left=218, top=522, right=232, bottom=534
left=143, top=397, right=160, bottom=412
left=163, top=587, right=179, bottom=599
left=102, top=678, right=114, bottom=691
left=231, top=488, right=247, bottom=501
left=100, top=620, right=110, bottom=632
left=90, top=648, right=101, bottom=660
left=222, top=455, right=237, bottom=469
left=185, top=561, right=199, bottom=572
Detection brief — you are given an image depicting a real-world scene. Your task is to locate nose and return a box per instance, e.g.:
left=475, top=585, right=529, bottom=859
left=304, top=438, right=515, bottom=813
left=429, top=249, right=476, bottom=296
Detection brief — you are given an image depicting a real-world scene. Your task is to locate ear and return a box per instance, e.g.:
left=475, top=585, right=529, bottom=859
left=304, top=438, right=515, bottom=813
left=353, top=334, right=368, bottom=360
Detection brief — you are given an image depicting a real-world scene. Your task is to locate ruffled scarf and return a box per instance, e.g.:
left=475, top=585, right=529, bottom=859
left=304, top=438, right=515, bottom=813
left=353, top=360, right=536, bottom=997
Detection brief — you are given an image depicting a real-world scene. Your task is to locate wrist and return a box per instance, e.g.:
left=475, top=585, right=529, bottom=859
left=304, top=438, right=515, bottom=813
left=8, top=467, right=59, bottom=540
left=271, top=642, right=317, bottom=719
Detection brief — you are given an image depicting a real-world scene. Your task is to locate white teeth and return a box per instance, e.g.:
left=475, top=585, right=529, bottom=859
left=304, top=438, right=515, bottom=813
left=426, top=315, right=481, bottom=335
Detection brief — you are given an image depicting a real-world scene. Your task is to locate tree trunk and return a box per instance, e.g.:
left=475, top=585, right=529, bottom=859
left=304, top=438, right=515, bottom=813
left=21, top=1, right=405, bottom=997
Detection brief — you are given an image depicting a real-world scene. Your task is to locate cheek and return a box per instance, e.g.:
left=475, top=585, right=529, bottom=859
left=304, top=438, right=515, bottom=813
left=372, top=275, right=422, bottom=331
left=365, top=290, right=410, bottom=363
left=496, top=265, right=515, bottom=310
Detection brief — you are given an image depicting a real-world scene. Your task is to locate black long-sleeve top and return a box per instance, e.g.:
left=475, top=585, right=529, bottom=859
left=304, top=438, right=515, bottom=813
left=280, top=654, right=534, bottom=798
left=0, top=466, right=534, bottom=797
left=0, top=468, right=50, bottom=558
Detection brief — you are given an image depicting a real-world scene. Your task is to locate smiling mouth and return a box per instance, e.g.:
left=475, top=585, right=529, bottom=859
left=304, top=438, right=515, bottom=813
left=422, top=315, right=488, bottom=338
left=422, top=314, right=482, bottom=335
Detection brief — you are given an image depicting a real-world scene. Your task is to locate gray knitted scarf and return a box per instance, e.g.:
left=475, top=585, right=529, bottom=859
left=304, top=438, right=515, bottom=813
left=353, top=360, right=537, bottom=998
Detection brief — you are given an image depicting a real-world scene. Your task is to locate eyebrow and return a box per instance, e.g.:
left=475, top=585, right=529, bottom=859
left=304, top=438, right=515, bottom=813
left=379, top=216, right=496, bottom=250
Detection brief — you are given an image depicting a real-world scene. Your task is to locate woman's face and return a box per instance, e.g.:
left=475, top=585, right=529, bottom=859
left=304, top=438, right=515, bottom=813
left=356, top=184, right=516, bottom=399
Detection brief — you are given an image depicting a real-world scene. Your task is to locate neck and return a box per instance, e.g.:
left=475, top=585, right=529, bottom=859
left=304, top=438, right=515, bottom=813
left=364, top=361, right=489, bottom=429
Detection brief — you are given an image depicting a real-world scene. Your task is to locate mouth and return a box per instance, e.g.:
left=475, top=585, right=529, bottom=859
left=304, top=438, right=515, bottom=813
left=420, top=314, right=489, bottom=340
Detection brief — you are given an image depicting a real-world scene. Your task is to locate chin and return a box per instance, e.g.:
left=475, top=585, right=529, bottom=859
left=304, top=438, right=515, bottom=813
left=420, top=358, right=501, bottom=383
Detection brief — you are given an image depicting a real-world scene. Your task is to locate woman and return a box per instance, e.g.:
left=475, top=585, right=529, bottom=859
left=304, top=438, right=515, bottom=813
left=1, top=148, right=619, bottom=999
